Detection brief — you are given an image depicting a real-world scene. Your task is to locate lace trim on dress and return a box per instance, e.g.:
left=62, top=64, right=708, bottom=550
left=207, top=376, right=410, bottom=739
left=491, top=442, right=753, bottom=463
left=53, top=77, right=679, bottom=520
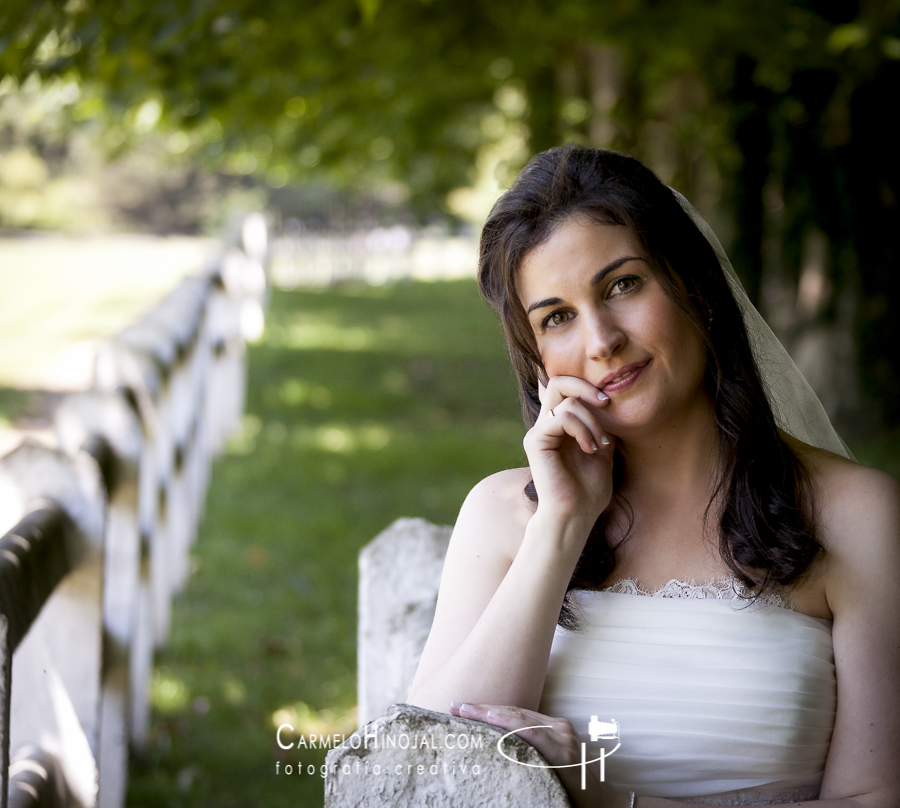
left=668, top=786, right=819, bottom=805
left=601, top=577, right=793, bottom=611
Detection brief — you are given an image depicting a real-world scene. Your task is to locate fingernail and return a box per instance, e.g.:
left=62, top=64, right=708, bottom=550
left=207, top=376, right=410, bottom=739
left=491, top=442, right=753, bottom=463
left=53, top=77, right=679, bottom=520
left=597, top=391, right=609, bottom=402
left=590, top=442, right=598, bottom=452
left=486, top=710, right=498, bottom=718
left=460, top=703, right=473, bottom=712
left=449, top=701, right=461, bottom=710
left=600, top=435, right=611, bottom=446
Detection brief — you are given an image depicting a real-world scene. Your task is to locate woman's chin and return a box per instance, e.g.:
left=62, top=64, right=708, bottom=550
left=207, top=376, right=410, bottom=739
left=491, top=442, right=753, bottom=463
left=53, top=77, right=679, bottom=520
left=597, top=402, right=656, bottom=437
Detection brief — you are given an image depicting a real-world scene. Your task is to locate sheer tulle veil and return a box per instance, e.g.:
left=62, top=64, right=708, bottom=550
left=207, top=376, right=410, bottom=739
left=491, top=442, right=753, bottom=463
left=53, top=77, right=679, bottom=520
left=671, top=189, right=855, bottom=461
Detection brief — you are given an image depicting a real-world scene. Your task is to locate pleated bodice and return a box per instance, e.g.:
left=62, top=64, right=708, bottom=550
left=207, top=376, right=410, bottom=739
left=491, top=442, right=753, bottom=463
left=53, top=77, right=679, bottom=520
left=538, top=581, right=836, bottom=806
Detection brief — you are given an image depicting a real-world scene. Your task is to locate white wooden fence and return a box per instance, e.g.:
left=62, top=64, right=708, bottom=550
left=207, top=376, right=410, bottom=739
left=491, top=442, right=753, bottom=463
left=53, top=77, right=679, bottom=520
left=271, top=222, right=479, bottom=288
left=0, top=214, right=269, bottom=808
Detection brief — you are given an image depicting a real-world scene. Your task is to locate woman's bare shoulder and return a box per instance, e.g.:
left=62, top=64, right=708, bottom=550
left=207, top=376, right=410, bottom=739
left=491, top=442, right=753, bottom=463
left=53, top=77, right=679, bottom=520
left=465, top=466, right=535, bottom=505
left=786, top=442, right=900, bottom=796
left=787, top=436, right=900, bottom=541
left=787, top=435, right=900, bottom=609
left=456, top=467, right=536, bottom=562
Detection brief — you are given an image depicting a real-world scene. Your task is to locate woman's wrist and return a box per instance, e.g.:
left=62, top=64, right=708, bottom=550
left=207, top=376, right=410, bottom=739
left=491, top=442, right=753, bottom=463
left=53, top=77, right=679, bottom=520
left=524, top=505, right=597, bottom=557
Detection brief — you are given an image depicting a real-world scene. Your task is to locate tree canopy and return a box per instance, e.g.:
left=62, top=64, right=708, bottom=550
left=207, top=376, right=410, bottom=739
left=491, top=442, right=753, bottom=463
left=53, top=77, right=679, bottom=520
left=3, top=0, right=900, bottom=425
left=3, top=2, right=892, bottom=201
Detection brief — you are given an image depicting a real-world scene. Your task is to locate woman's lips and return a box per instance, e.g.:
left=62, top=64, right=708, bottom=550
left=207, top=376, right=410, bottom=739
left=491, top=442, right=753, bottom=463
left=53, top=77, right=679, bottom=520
left=601, top=361, right=649, bottom=393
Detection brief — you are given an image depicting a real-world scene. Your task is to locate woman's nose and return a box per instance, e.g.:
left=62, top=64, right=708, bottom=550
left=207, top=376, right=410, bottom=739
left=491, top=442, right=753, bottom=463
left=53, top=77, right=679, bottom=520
left=583, top=311, right=626, bottom=359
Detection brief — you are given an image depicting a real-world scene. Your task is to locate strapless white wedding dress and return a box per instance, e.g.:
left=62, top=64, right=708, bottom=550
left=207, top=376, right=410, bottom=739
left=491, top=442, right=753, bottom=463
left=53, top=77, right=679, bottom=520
left=539, top=579, right=836, bottom=806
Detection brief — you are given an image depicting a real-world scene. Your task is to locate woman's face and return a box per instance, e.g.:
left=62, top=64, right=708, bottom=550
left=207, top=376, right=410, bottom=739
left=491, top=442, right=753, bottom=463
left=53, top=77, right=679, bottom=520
left=517, top=215, right=709, bottom=437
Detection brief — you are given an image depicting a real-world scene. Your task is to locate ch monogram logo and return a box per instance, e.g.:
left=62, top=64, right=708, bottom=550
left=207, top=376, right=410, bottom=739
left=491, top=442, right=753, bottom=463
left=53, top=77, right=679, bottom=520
left=495, top=717, right=622, bottom=790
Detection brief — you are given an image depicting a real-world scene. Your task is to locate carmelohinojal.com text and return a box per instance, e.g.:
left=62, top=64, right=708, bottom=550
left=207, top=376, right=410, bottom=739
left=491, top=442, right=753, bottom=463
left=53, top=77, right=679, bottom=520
left=275, top=724, right=486, bottom=778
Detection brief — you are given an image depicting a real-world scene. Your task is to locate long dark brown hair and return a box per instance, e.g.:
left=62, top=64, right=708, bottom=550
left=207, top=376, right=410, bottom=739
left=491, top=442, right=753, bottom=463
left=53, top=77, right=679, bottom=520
left=478, top=144, right=819, bottom=629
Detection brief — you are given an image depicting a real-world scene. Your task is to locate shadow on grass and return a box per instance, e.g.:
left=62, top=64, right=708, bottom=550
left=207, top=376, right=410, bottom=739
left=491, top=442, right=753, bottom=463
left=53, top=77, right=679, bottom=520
left=126, top=279, right=526, bottom=808
left=0, top=387, right=71, bottom=433
left=0, top=387, right=37, bottom=427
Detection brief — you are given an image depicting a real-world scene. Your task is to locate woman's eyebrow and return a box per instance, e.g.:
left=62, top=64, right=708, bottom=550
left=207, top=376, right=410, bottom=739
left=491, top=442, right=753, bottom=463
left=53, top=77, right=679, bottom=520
left=525, top=255, right=643, bottom=316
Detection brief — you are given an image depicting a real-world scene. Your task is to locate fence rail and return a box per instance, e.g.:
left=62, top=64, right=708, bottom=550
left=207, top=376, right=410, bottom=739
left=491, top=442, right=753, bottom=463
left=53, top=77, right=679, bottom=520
left=0, top=214, right=270, bottom=808
left=271, top=225, right=478, bottom=288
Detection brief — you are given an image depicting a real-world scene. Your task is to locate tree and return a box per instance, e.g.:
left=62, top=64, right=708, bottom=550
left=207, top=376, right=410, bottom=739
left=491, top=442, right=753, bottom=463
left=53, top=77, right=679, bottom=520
left=3, top=0, right=899, bottom=426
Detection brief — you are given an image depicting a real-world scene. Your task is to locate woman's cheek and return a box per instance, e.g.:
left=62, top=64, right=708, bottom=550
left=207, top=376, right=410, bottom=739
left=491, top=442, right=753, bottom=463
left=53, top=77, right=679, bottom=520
left=540, top=339, right=579, bottom=378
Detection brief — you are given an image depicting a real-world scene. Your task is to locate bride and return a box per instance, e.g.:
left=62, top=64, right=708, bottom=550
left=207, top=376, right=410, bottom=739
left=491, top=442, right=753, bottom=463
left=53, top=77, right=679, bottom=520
left=406, top=146, right=899, bottom=806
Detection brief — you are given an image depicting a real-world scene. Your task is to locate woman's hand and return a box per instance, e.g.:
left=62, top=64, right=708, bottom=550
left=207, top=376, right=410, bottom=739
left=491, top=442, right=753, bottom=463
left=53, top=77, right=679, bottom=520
left=525, top=375, right=615, bottom=527
left=449, top=701, right=633, bottom=808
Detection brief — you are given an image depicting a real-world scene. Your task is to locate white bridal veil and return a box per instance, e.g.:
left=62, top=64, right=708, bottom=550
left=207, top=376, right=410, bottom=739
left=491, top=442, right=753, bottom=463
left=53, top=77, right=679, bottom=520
left=671, top=189, right=855, bottom=461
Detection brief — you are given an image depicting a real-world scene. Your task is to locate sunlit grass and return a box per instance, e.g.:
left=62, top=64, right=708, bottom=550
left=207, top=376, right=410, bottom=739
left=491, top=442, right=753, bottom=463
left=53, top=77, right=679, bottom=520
left=0, top=234, right=212, bottom=390
left=270, top=702, right=359, bottom=743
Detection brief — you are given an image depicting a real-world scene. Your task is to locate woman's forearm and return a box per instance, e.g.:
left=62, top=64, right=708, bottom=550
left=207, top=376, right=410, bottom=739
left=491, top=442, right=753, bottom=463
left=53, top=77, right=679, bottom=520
left=407, top=509, right=591, bottom=712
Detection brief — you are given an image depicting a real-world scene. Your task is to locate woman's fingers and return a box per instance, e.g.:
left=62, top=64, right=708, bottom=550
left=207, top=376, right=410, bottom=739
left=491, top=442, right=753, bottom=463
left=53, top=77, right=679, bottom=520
left=449, top=702, right=561, bottom=735
left=449, top=701, right=546, bottom=726
left=534, top=376, right=613, bottom=454
left=543, top=397, right=611, bottom=453
left=532, top=410, right=599, bottom=455
left=541, top=375, right=610, bottom=416
left=449, top=702, right=580, bottom=763
left=449, top=702, right=572, bottom=740
left=528, top=374, right=617, bottom=522
left=526, top=398, right=611, bottom=456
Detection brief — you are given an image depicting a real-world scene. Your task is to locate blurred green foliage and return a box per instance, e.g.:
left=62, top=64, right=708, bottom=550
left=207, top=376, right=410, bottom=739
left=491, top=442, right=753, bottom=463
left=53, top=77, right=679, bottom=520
left=0, top=76, right=268, bottom=232
left=2, top=1, right=897, bottom=204
left=3, top=1, right=900, bottom=424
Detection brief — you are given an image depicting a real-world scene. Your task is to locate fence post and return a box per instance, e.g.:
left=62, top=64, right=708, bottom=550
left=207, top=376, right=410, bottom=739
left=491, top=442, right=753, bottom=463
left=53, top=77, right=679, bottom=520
left=1, top=612, right=10, bottom=808
left=144, top=276, right=212, bottom=593
left=345, top=519, right=573, bottom=806
left=93, top=341, right=162, bottom=753
left=55, top=392, right=143, bottom=808
left=0, top=441, right=106, bottom=807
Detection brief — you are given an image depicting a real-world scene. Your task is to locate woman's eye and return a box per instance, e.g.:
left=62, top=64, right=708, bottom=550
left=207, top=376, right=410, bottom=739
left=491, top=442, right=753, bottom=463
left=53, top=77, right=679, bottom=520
left=609, top=276, right=638, bottom=296
left=542, top=310, right=571, bottom=329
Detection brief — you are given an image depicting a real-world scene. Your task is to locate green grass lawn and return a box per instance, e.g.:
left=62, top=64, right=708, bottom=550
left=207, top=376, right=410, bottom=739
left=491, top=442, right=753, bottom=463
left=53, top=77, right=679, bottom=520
left=125, top=278, right=527, bottom=807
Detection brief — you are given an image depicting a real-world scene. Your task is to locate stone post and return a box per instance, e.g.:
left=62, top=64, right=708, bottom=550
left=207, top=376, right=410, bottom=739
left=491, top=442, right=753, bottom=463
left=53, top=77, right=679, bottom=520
left=324, top=703, right=572, bottom=807
left=357, top=518, right=452, bottom=725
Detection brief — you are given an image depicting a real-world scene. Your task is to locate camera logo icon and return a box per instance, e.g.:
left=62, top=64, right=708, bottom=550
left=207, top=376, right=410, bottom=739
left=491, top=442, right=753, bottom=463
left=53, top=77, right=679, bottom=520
left=589, top=716, right=619, bottom=742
